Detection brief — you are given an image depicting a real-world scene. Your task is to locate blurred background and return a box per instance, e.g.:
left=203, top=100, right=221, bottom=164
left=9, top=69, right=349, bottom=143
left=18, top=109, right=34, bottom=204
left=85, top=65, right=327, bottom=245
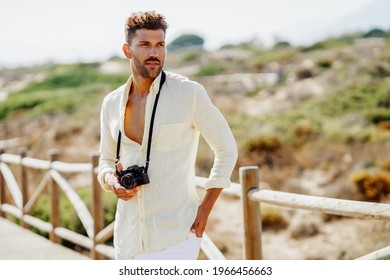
left=1, top=0, right=390, bottom=259
left=1, top=0, right=389, bottom=67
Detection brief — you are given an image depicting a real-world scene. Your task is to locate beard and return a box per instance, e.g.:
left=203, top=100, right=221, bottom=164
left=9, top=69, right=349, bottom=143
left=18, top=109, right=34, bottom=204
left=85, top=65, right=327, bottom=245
left=132, top=56, right=163, bottom=79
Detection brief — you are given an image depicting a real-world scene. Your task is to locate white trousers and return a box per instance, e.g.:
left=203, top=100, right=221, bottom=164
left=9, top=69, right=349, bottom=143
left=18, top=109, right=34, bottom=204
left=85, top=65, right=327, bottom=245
left=116, top=233, right=202, bottom=260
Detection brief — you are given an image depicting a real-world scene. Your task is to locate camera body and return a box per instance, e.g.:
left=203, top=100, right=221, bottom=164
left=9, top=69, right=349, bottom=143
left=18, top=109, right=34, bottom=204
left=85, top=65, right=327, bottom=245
left=117, top=165, right=150, bottom=190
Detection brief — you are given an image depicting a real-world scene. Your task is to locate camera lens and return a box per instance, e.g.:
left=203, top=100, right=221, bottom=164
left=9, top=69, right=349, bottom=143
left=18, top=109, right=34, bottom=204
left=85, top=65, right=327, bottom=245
left=120, top=173, right=136, bottom=189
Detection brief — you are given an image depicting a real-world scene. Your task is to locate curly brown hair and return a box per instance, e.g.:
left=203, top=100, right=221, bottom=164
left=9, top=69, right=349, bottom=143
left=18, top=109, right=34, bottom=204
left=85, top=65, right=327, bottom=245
left=125, top=11, right=169, bottom=44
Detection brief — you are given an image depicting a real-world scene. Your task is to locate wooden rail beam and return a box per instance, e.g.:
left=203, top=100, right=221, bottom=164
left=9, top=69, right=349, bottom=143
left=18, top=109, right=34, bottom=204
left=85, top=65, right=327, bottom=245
left=249, top=189, right=390, bottom=221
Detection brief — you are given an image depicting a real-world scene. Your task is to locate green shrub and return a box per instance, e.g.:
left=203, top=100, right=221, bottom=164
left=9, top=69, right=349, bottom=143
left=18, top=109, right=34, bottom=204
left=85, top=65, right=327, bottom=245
left=252, top=50, right=296, bottom=70
left=378, top=158, right=390, bottom=172
left=0, top=91, right=48, bottom=119
left=30, top=187, right=117, bottom=239
left=300, top=36, right=353, bottom=52
left=370, top=64, right=390, bottom=78
left=342, top=130, right=372, bottom=144
left=261, top=204, right=288, bottom=231
left=313, top=80, right=390, bottom=118
left=0, top=64, right=125, bottom=120
left=0, top=88, right=88, bottom=120
left=20, top=64, right=127, bottom=93
left=364, top=28, right=387, bottom=38
left=316, top=59, right=332, bottom=69
left=350, top=170, right=390, bottom=201
left=301, top=42, right=327, bottom=52
left=180, top=51, right=200, bottom=64
left=194, top=63, right=226, bottom=76
left=288, top=121, right=316, bottom=146
left=377, top=86, right=390, bottom=108
left=365, top=109, right=390, bottom=124
left=167, top=34, right=204, bottom=51
left=289, top=217, right=320, bottom=239
left=273, top=41, right=291, bottom=49
left=292, top=121, right=315, bottom=138
left=243, top=134, right=282, bottom=153
left=29, top=195, right=50, bottom=237
left=296, top=68, right=314, bottom=80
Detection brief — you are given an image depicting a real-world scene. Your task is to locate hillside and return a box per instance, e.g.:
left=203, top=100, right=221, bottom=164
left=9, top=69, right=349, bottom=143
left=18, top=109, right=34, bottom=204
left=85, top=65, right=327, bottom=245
left=1, top=30, right=390, bottom=259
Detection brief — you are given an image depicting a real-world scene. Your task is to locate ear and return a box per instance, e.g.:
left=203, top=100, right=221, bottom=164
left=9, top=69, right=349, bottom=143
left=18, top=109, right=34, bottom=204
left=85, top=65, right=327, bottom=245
left=122, top=43, right=131, bottom=59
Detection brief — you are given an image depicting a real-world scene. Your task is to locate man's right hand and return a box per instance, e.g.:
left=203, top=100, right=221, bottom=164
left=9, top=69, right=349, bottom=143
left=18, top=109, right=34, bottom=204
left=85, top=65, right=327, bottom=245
left=104, top=163, right=141, bottom=201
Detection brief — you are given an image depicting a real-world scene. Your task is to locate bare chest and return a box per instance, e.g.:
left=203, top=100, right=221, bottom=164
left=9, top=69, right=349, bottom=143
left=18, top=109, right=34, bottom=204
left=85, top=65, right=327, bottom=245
left=124, top=94, right=148, bottom=145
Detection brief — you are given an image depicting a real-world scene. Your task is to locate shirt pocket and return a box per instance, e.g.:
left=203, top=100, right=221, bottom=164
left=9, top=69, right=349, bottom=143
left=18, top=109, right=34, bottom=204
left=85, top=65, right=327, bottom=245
left=156, top=123, right=186, bottom=152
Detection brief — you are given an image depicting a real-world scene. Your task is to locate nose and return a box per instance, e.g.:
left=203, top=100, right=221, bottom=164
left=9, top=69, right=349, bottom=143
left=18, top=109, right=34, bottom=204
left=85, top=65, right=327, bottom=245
left=149, top=46, right=158, bottom=57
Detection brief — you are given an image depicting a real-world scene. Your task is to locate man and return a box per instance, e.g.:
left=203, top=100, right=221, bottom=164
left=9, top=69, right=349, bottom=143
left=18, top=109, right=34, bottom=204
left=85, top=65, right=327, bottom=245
left=98, top=11, right=237, bottom=260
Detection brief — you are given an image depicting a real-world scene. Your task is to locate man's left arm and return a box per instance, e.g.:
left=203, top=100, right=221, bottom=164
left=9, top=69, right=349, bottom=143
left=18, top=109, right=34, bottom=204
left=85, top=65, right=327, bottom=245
left=191, top=188, right=222, bottom=237
left=191, top=85, right=238, bottom=237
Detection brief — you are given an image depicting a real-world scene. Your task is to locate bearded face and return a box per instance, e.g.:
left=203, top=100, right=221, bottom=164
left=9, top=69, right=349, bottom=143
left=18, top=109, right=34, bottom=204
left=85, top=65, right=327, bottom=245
left=125, top=29, right=166, bottom=79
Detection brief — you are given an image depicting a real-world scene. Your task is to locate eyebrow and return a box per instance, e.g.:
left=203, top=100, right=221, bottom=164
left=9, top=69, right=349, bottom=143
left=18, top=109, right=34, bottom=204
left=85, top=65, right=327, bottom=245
left=138, top=40, right=165, bottom=45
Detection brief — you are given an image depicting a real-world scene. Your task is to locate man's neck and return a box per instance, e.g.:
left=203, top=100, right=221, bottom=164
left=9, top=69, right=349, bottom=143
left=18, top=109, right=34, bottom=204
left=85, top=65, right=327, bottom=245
left=130, top=73, right=154, bottom=97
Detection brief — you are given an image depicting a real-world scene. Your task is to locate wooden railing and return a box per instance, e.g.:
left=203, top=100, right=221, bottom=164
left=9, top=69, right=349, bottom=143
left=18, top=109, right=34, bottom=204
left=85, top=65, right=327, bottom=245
left=0, top=149, right=114, bottom=259
left=0, top=148, right=227, bottom=260
left=240, top=166, right=390, bottom=260
left=1, top=150, right=390, bottom=260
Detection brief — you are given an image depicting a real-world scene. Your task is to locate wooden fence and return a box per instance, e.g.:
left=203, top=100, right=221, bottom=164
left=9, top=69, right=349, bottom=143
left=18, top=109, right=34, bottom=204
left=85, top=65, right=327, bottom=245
left=1, top=150, right=390, bottom=260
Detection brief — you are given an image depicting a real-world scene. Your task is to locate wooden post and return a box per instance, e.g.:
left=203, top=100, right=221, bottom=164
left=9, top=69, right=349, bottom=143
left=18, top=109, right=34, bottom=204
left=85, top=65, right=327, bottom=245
left=3, top=122, right=8, bottom=140
left=91, top=152, right=103, bottom=260
left=48, top=149, right=60, bottom=243
left=0, top=149, right=5, bottom=218
left=18, top=147, right=29, bottom=228
left=240, top=166, right=262, bottom=260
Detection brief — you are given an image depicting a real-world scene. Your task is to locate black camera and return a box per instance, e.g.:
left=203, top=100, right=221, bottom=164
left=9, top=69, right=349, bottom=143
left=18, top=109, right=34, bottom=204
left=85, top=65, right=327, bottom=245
left=116, top=165, right=150, bottom=189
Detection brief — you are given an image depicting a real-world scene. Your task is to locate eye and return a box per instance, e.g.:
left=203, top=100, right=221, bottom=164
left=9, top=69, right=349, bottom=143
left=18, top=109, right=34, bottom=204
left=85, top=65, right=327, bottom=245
left=139, top=42, right=149, bottom=47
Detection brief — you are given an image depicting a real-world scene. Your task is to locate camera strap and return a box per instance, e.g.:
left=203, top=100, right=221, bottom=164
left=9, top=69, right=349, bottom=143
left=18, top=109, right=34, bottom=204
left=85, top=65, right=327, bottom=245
left=115, top=70, right=166, bottom=174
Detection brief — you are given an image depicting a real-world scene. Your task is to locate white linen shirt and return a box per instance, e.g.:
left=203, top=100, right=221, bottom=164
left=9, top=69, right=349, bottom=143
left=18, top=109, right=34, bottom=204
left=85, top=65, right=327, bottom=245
left=98, top=71, right=238, bottom=258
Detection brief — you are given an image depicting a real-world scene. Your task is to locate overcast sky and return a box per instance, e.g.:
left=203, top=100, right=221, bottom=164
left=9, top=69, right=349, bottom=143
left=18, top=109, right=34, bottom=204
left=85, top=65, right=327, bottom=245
left=0, top=0, right=384, bottom=68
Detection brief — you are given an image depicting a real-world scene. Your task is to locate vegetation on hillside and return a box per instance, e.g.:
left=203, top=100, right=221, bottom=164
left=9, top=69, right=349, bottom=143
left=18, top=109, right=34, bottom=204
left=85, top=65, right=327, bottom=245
left=0, top=63, right=128, bottom=120
left=1, top=27, right=390, bottom=200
